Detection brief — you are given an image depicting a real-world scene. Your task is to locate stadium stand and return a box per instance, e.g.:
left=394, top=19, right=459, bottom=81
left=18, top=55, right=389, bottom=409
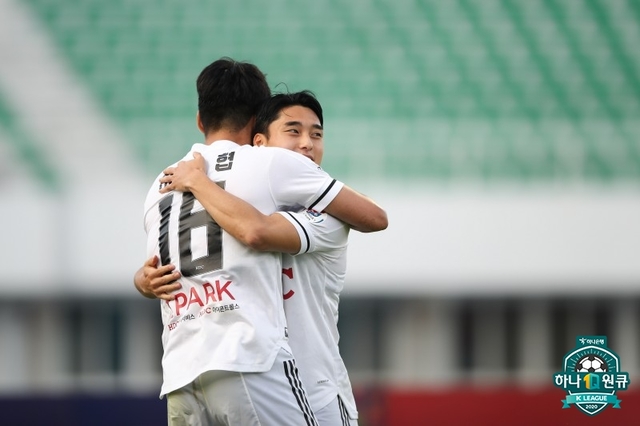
left=0, top=93, right=59, bottom=189
left=18, top=0, right=640, bottom=181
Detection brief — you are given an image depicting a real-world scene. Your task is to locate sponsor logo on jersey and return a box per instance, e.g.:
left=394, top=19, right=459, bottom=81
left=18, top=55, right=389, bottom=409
left=303, top=209, right=325, bottom=224
left=169, top=280, right=235, bottom=316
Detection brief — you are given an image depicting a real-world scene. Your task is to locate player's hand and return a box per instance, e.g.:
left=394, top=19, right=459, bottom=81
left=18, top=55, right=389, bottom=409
left=136, top=255, right=182, bottom=301
left=159, top=152, right=207, bottom=193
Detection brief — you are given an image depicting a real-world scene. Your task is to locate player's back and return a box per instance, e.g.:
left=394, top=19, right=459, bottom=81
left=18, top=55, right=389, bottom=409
left=143, top=140, right=343, bottom=397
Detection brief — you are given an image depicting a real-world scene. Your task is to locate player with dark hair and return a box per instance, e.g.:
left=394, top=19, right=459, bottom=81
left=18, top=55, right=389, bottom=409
left=252, top=90, right=323, bottom=135
left=137, top=58, right=387, bottom=426
left=139, top=90, right=380, bottom=425
left=196, top=58, right=270, bottom=133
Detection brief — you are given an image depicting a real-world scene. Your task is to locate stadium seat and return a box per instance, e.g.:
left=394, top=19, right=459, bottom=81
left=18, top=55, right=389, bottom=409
left=19, top=0, right=640, bottom=180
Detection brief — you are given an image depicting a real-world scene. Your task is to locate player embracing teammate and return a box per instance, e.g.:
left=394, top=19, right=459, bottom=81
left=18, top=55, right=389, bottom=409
left=135, top=57, right=387, bottom=426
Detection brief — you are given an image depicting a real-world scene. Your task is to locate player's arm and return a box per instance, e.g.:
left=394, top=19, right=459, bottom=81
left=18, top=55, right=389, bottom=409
left=323, top=185, right=388, bottom=233
left=133, top=255, right=182, bottom=300
left=159, top=153, right=303, bottom=253
left=266, top=148, right=388, bottom=233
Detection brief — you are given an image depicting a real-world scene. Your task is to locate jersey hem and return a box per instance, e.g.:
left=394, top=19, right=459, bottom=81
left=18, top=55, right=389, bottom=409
left=159, top=341, right=290, bottom=397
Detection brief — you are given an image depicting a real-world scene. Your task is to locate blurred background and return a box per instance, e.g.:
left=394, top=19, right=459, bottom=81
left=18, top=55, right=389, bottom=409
left=1, top=0, right=640, bottom=424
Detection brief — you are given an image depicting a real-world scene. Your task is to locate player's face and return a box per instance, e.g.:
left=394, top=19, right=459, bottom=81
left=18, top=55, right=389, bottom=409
left=254, top=105, right=324, bottom=165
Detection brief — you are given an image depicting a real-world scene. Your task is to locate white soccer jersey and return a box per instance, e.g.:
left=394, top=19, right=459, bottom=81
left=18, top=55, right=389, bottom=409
left=278, top=209, right=359, bottom=420
left=143, top=141, right=344, bottom=397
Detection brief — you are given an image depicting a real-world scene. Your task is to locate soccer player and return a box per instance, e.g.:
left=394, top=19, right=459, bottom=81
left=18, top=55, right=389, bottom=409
left=139, top=91, right=380, bottom=425
left=138, top=59, right=387, bottom=426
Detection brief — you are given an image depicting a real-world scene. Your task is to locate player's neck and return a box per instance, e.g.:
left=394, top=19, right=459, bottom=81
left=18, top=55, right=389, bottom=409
left=204, top=121, right=254, bottom=146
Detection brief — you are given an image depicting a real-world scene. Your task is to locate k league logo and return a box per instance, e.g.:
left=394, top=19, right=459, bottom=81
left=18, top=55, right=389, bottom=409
left=553, top=336, right=630, bottom=416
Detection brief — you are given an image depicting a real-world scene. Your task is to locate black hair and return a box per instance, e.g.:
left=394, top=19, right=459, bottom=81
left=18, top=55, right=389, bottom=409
left=253, top=90, right=323, bottom=138
left=197, top=57, right=271, bottom=134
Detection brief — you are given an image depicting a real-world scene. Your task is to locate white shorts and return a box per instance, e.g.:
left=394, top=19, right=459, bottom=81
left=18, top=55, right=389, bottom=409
left=167, top=347, right=318, bottom=426
left=315, top=395, right=358, bottom=426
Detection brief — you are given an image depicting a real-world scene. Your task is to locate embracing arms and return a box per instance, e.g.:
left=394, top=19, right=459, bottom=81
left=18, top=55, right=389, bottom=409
left=134, top=150, right=388, bottom=299
left=158, top=152, right=388, bottom=236
left=159, top=152, right=304, bottom=253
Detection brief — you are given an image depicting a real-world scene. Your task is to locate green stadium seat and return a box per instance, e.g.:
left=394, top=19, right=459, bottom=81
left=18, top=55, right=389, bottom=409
left=15, top=0, right=640, bottom=181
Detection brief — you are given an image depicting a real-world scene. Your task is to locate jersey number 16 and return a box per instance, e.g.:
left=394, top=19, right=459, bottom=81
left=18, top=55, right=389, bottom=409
left=157, top=188, right=223, bottom=277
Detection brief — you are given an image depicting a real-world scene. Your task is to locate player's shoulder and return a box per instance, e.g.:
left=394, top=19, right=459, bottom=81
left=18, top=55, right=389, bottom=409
left=195, top=141, right=239, bottom=158
left=226, top=146, right=321, bottom=175
left=143, top=145, right=199, bottom=209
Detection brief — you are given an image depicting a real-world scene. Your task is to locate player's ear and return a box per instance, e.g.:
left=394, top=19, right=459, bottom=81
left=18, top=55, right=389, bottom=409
left=253, top=133, right=267, bottom=147
left=196, top=111, right=205, bottom=134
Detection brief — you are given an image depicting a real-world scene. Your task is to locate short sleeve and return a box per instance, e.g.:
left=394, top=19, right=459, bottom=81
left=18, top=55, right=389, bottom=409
left=266, top=148, right=344, bottom=211
left=276, top=210, right=349, bottom=256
